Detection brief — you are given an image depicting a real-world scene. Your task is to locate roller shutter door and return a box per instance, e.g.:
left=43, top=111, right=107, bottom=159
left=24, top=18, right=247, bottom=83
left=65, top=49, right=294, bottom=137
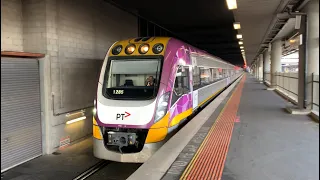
left=1, top=57, right=42, bottom=172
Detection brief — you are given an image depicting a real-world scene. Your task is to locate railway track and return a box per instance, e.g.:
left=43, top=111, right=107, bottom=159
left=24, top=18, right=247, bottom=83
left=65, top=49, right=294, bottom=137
left=73, top=160, right=110, bottom=180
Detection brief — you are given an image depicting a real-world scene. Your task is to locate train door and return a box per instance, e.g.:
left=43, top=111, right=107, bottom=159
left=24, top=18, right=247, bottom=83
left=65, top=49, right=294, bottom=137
left=172, top=66, right=191, bottom=101
left=190, top=56, right=199, bottom=110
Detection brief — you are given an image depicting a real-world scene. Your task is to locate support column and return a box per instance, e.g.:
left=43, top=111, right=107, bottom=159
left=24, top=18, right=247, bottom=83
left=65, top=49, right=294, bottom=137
left=297, top=15, right=308, bottom=111
left=263, top=49, right=270, bottom=82
left=254, top=63, right=258, bottom=79
left=268, top=39, right=282, bottom=90
left=306, top=0, right=319, bottom=110
left=252, top=64, right=255, bottom=76
left=259, top=54, right=264, bottom=82
left=287, top=0, right=318, bottom=114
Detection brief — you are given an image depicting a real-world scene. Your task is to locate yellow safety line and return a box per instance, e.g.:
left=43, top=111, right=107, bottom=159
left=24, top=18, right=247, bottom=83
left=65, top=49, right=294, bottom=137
left=180, top=76, right=243, bottom=180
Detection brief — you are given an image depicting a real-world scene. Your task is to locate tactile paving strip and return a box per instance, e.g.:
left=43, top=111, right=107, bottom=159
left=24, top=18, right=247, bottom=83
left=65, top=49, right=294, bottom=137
left=180, top=75, right=246, bottom=180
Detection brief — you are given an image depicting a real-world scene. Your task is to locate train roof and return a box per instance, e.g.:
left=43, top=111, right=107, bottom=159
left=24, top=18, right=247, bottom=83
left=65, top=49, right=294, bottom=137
left=111, top=37, right=236, bottom=67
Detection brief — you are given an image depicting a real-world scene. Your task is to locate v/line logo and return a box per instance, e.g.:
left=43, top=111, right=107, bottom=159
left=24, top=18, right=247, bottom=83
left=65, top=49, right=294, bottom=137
left=116, top=112, right=131, bottom=120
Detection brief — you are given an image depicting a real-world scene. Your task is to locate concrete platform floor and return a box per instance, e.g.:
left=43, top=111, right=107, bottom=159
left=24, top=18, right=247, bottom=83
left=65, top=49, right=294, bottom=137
left=222, top=76, right=319, bottom=180
left=1, top=137, right=142, bottom=180
left=163, top=74, right=318, bottom=180
left=1, top=137, right=101, bottom=180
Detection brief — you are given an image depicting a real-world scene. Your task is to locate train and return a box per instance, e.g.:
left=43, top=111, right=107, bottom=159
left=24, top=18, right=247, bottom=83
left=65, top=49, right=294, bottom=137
left=92, top=37, right=243, bottom=162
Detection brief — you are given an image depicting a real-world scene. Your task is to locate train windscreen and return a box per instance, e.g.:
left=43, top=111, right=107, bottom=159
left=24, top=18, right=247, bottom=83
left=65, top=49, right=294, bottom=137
left=103, top=58, right=162, bottom=100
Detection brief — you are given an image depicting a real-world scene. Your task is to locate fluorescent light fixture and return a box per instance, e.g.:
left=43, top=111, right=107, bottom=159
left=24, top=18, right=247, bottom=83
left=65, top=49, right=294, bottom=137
left=241, top=49, right=244, bottom=52
left=66, top=116, right=86, bottom=125
left=233, top=22, right=241, bottom=29
left=226, top=0, right=237, bottom=10
left=66, top=110, right=85, bottom=117
left=239, top=41, right=243, bottom=45
left=240, top=46, right=244, bottom=49
left=289, top=39, right=296, bottom=43
left=236, top=34, right=242, bottom=39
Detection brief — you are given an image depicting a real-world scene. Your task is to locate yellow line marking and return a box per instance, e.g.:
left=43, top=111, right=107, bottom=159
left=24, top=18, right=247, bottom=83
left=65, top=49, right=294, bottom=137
left=180, top=76, right=244, bottom=179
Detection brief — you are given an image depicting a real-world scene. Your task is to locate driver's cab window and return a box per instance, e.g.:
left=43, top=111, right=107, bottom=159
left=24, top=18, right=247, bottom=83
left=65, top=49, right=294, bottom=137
left=171, top=66, right=190, bottom=106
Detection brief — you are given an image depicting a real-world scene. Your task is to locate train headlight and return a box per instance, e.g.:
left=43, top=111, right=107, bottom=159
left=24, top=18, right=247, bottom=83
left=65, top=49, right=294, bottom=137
left=125, top=44, right=136, bottom=54
left=156, top=111, right=165, bottom=117
left=112, top=45, right=122, bottom=55
left=152, top=43, right=164, bottom=54
left=160, top=101, right=168, bottom=107
left=93, top=99, right=97, bottom=115
left=154, top=92, right=171, bottom=123
left=139, top=44, right=149, bottom=54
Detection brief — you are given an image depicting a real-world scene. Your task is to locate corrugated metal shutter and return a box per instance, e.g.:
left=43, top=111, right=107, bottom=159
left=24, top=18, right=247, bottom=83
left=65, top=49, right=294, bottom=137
left=1, top=57, right=42, bottom=172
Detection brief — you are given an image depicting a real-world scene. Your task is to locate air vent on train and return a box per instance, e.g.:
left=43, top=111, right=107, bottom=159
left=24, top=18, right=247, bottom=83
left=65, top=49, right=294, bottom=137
left=141, top=37, right=151, bottom=42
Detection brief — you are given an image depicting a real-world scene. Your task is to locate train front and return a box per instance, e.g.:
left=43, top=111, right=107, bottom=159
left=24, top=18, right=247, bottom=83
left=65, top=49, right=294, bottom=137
left=93, top=37, right=171, bottom=163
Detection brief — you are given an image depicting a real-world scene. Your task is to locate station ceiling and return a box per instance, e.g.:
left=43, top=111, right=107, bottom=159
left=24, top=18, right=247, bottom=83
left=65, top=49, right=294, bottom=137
left=105, top=0, right=303, bottom=66
left=105, top=0, right=244, bottom=66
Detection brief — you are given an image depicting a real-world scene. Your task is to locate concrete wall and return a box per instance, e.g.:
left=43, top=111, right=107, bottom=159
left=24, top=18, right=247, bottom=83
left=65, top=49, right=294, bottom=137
left=1, top=0, right=24, bottom=51
left=2, top=0, right=137, bottom=154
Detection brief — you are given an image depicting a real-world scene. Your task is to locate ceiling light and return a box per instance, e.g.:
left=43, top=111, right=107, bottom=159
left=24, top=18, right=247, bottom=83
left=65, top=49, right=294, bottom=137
left=241, top=49, right=244, bottom=52
left=236, top=34, right=242, bottom=39
left=233, top=22, right=241, bottom=29
left=226, top=0, right=237, bottom=10
left=240, top=46, right=244, bottom=49
left=239, top=41, right=243, bottom=45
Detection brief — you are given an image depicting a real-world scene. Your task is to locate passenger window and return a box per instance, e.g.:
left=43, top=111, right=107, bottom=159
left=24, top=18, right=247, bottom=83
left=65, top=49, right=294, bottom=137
left=210, top=68, right=218, bottom=82
left=200, top=68, right=211, bottom=85
left=218, top=68, right=223, bottom=78
left=222, top=69, right=226, bottom=78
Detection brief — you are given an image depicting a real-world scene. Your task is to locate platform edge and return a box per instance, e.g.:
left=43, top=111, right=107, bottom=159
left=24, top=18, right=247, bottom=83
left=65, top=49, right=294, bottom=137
left=127, top=74, right=244, bottom=180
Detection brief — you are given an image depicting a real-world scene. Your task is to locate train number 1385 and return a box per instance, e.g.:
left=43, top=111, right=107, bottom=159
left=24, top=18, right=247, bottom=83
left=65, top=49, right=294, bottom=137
left=113, top=90, right=124, bottom=94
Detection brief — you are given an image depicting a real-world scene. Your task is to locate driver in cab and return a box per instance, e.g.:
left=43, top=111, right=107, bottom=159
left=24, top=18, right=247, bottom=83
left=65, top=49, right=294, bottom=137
left=146, top=76, right=155, bottom=86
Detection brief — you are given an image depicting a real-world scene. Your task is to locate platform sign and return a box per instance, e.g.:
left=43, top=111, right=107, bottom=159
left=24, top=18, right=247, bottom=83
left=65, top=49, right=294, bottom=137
left=193, top=90, right=198, bottom=110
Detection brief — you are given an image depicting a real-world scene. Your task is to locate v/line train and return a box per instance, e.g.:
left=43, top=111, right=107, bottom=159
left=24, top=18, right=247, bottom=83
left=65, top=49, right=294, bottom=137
left=93, top=37, right=243, bottom=162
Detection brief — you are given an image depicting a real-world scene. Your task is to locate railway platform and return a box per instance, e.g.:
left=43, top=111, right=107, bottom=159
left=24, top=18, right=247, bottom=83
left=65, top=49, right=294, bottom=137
left=129, top=74, right=319, bottom=180
left=0, top=137, right=141, bottom=180
left=2, top=74, right=318, bottom=180
left=0, top=138, right=100, bottom=180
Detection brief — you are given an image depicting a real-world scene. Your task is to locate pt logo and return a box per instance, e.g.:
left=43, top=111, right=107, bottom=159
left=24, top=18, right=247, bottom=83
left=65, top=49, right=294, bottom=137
left=116, top=112, right=131, bottom=120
